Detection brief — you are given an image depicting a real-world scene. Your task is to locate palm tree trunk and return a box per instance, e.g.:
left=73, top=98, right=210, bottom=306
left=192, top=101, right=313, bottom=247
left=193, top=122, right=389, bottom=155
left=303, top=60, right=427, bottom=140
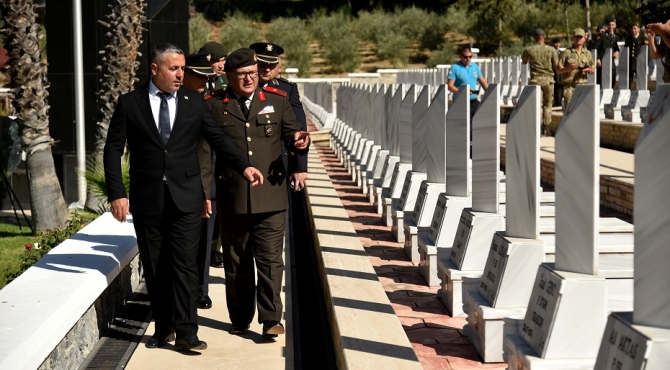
left=2, top=0, right=68, bottom=230
left=86, top=0, right=146, bottom=211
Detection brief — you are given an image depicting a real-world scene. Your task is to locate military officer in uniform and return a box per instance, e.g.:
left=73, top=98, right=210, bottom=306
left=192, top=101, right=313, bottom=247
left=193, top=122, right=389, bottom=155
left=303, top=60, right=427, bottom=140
left=522, top=28, right=558, bottom=136
left=557, top=28, right=595, bottom=105
left=625, top=23, right=648, bottom=88
left=596, top=17, right=620, bottom=86
left=198, top=41, right=229, bottom=94
left=202, top=48, right=310, bottom=338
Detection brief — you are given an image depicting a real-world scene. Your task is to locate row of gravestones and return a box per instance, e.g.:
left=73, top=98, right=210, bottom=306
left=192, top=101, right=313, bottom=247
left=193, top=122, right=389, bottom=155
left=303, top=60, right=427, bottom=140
left=322, top=80, right=670, bottom=368
left=397, top=46, right=664, bottom=123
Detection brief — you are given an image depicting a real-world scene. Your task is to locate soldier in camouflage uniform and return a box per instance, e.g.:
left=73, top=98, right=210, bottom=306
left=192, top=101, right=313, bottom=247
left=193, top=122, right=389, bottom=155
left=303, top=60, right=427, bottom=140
left=522, top=28, right=558, bottom=136
left=557, top=28, right=595, bottom=105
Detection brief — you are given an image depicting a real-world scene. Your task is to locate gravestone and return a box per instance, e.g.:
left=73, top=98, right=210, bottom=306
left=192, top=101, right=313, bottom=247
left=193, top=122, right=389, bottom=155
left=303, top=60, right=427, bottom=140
left=600, top=49, right=614, bottom=119
left=362, top=86, right=388, bottom=196
left=594, top=85, right=670, bottom=370
left=414, top=85, right=471, bottom=283
left=403, top=85, right=449, bottom=263
left=438, top=84, right=506, bottom=316
left=372, top=85, right=402, bottom=213
left=465, top=86, right=545, bottom=362
left=604, top=88, right=631, bottom=120
left=505, top=57, right=521, bottom=105
left=617, top=47, right=630, bottom=90
left=391, top=85, right=429, bottom=242
left=588, top=49, right=598, bottom=85
left=636, top=45, right=648, bottom=90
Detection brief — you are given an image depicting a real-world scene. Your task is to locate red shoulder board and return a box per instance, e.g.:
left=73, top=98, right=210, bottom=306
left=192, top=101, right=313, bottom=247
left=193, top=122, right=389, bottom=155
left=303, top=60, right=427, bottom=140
left=258, top=91, right=266, bottom=102
left=223, top=93, right=230, bottom=103
left=263, top=86, right=287, bottom=97
left=205, top=89, right=225, bottom=101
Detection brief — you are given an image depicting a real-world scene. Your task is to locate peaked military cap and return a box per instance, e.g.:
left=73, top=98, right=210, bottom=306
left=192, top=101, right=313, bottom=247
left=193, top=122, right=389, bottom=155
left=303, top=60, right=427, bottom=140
left=198, top=41, right=228, bottom=60
left=224, top=48, right=257, bottom=72
left=249, top=42, right=284, bottom=64
left=185, top=53, right=215, bottom=76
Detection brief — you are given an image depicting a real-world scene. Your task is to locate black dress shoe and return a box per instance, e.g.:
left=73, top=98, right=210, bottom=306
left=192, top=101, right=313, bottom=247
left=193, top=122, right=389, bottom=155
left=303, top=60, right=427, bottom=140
left=197, top=295, right=213, bottom=309
left=229, top=323, right=249, bottom=335
left=210, top=252, right=224, bottom=268
left=145, top=332, right=175, bottom=348
left=174, top=335, right=207, bottom=351
left=262, top=320, right=285, bottom=338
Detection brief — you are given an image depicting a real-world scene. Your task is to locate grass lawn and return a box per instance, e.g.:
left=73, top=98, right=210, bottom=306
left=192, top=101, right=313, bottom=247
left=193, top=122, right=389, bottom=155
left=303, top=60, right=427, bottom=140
left=0, top=222, right=35, bottom=290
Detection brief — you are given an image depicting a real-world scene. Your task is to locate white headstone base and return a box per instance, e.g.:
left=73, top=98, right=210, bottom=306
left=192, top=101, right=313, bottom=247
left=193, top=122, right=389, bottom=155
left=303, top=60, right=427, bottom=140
left=594, top=312, right=670, bottom=370
left=403, top=181, right=446, bottom=262
left=382, top=162, right=412, bottom=226
left=391, top=171, right=427, bottom=243
left=505, top=334, right=595, bottom=370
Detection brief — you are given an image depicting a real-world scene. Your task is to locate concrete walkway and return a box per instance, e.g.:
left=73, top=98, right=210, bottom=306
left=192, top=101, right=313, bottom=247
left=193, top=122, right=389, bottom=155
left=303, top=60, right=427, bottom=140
left=315, top=144, right=506, bottom=370
left=125, top=249, right=293, bottom=369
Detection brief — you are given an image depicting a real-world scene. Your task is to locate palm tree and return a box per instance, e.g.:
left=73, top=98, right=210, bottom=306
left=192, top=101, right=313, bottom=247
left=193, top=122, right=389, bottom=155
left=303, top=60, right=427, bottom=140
left=86, top=0, right=146, bottom=211
left=1, top=0, right=68, bottom=230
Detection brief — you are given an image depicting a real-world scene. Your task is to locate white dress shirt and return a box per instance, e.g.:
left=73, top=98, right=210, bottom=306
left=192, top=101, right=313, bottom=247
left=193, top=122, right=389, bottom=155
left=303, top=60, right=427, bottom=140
left=148, top=79, right=177, bottom=130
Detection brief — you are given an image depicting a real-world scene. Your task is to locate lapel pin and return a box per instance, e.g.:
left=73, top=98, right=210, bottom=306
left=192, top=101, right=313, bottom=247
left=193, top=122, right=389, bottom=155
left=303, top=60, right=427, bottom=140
left=185, top=96, right=189, bottom=100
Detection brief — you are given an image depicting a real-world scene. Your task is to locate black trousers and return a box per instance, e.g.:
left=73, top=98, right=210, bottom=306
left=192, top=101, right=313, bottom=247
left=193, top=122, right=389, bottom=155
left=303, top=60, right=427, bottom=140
left=132, top=183, right=201, bottom=337
left=218, top=210, right=286, bottom=326
left=197, top=199, right=218, bottom=296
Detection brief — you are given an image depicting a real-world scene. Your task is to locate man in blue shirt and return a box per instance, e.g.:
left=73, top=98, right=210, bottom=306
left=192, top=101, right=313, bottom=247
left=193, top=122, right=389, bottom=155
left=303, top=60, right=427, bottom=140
left=447, top=46, right=489, bottom=118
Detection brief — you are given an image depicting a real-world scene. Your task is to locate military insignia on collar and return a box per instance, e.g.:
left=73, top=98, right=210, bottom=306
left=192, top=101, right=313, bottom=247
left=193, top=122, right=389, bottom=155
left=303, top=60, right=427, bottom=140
left=265, top=125, right=273, bottom=136
left=206, top=54, right=211, bottom=61
left=266, top=44, right=273, bottom=51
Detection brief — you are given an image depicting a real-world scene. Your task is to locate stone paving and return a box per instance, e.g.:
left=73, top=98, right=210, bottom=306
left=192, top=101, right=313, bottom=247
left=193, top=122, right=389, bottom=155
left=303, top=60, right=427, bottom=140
left=314, top=144, right=506, bottom=370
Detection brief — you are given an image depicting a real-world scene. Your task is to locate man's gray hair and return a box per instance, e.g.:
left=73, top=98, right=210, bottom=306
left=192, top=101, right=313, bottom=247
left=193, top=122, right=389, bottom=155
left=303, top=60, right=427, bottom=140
left=151, top=42, right=184, bottom=63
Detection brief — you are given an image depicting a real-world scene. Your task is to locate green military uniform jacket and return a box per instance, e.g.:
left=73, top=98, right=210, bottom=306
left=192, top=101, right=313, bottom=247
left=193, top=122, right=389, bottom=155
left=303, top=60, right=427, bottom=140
left=558, top=47, right=594, bottom=85
left=203, top=85, right=306, bottom=215
left=522, top=43, right=558, bottom=83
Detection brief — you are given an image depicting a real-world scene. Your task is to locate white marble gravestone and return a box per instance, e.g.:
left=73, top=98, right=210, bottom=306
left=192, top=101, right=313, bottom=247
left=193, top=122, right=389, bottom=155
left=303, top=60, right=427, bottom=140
left=621, top=90, right=651, bottom=123
left=506, top=85, right=612, bottom=369
left=372, top=85, right=402, bottom=212
left=437, top=85, right=505, bottom=316
left=595, top=127, right=670, bottom=367
left=588, top=49, right=598, bottom=85
left=600, top=49, right=614, bottom=119
left=362, top=86, right=389, bottom=196
left=617, top=47, right=630, bottom=90
left=403, top=85, right=449, bottom=263
left=415, top=85, right=471, bottom=284
left=464, top=86, right=546, bottom=363
left=604, top=87, right=631, bottom=121
left=392, top=85, right=430, bottom=242
left=636, top=45, right=649, bottom=91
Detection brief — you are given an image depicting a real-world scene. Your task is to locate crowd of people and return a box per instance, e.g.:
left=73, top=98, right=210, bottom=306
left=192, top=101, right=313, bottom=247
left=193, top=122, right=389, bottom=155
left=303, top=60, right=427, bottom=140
left=448, top=18, right=670, bottom=136
left=103, top=40, right=310, bottom=351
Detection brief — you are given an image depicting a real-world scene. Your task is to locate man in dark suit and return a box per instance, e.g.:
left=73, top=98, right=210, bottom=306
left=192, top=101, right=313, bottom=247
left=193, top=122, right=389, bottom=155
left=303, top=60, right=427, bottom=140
left=249, top=42, right=308, bottom=192
left=104, top=43, right=263, bottom=351
left=202, top=48, right=310, bottom=338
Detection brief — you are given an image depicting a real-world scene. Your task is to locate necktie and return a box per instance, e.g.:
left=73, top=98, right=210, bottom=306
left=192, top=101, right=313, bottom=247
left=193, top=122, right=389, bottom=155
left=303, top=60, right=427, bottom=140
left=157, top=91, right=171, bottom=145
left=238, top=96, right=249, bottom=118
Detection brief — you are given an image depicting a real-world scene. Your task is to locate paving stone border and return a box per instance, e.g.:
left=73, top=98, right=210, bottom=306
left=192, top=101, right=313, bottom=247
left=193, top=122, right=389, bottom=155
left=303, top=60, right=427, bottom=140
left=304, top=146, right=423, bottom=370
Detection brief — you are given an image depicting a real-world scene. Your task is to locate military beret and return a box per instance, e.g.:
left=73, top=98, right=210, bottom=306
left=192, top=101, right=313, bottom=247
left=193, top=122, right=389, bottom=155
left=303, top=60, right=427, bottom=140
left=185, top=53, right=215, bottom=76
left=573, top=28, right=586, bottom=37
left=534, top=28, right=545, bottom=36
left=198, top=41, right=228, bottom=60
left=224, top=48, right=257, bottom=72
left=249, top=42, right=284, bottom=64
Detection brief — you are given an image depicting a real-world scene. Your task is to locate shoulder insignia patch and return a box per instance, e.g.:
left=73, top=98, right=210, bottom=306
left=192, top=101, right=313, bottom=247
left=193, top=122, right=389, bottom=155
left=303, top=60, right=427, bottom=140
left=205, top=89, right=226, bottom=101
left=223, top=93, right=230, bottom=103
left=258, top=91, right=266, bottom=102
left=263, top=86, right=288, bottom=97
left=278, top=77, right=295, bottom=86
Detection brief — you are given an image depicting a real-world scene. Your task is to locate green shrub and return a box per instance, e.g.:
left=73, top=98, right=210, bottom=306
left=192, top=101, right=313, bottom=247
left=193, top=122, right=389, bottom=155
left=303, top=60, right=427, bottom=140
left=219, top=12, right=262, bottom=52
left=265, top=17, right=312, bottom=77
left=376, top=33, right=410, bottom=67
left=420, top=13, right=447, bottom=50
left=426, top=42, right=456, bottom=68
left=354, top=10, right=391, bottom=43
left=82, top=155, right=130, bottom=214
left=5, top=213, right=86, bottom=284
left=311, top=13, right=360, bottom=73
left=499, top=40, right=531, bottom=57
left=396, top=6, right=430, bottom=42
left=189, top=14, right=212, bottom=53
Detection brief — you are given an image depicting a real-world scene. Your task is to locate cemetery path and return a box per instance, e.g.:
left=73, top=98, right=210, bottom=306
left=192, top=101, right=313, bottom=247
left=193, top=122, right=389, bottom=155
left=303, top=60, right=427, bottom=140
left=315, top=143, right=506, bottom=370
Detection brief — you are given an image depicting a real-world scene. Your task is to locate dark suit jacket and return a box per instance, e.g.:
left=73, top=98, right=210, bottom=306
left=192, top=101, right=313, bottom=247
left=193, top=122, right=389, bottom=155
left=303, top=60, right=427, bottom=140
left=204, top=85, right=307, bottom=214
left=104, top=83, right=251, bottom=216
left=268, top=77, right=308, bottom=174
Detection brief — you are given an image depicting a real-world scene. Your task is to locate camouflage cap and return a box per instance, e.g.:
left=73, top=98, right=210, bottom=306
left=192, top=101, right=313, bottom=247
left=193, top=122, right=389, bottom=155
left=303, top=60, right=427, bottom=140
left=573, top=28, right=586, bottom=37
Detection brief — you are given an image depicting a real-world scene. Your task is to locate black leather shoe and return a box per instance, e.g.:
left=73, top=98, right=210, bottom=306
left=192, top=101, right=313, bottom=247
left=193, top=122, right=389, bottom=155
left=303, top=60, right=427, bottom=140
left=262, top=320, right=284, bottom=338
left=197, top=295, right=212, bottom=309
left=174, top=335, right=207, bottom=351
left=210, top=253, right=224, bottom=268
left=145, top=332, right=175, bottom=348
left=229, top=323, right=249, bottom=335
